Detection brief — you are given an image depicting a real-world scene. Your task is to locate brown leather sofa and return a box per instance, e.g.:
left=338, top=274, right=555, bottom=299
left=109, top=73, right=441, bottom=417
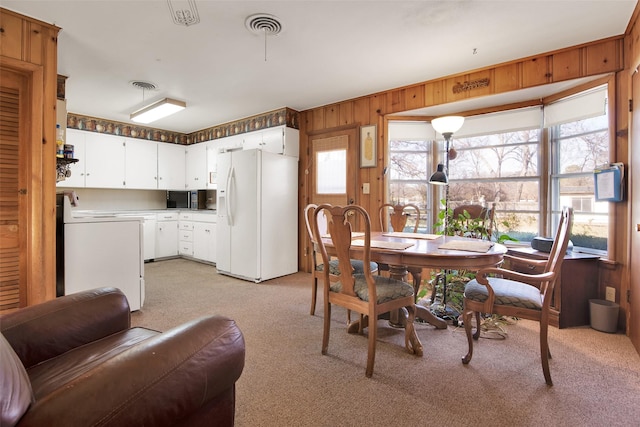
left=0, top=287, right=245, bottom=427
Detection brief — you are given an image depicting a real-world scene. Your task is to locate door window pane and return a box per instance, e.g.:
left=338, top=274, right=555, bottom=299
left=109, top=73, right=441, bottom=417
left=316, top=149, right=346, bottom=194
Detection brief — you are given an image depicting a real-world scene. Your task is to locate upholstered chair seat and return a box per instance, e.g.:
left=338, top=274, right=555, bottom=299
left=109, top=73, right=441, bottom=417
left=464, top=278, right=543, bottom=310
left=330, top=274, right=415, bottom=304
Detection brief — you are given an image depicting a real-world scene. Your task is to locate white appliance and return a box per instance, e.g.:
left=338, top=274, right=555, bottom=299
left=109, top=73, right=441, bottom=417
left=61, top=196, right=145, bottom=311
left=216, top=149, right=298, bottom=282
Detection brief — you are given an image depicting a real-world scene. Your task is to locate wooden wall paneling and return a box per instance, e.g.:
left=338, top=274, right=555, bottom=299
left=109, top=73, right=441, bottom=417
left=310, top=108, right=324, bottom=132
left=405, top=84, right=425, bottom=111
left=353, top=97, right=371, bottom=125
left=493, top=63, right=520, bottom=93
left=444, top=75, right=470, bottom=103
left=552, top=49, right=583, bottom=82
left=339, top=101, right=354, bottom=126
left=389, top=88, right=405, bottom=114
left=324, top=104, right=339, bottom=129
left=521, top=56, right=551, bottom=87
left=26, top=21, right=45, bottom=65
left=0, top=11, right=23, bottom=59
left=424, top=80, right=445, bottom=107
left=585, top=38, right=623, bottom=75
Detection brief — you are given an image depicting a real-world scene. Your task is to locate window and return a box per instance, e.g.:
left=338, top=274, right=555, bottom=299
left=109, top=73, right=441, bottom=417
left=387, top=122, right=433, bottom=231
left=448, top=127, right=541, bottom=241
left=548, top=86, right=609, bottom=253
left=387, top=83, right=612, bottom=256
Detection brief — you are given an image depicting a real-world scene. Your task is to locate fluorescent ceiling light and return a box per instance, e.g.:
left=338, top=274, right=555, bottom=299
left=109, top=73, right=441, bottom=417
left=130, top=98, right=186, bottom=124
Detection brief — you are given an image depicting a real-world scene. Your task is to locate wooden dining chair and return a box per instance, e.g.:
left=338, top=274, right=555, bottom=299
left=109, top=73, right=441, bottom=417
left=312, top=204, right=423, bottom=377
left=461, top=207, right=573, bottom=385
left=304, top=203, right=377, bottom=316
left=378, top=203, right=423, bottom=299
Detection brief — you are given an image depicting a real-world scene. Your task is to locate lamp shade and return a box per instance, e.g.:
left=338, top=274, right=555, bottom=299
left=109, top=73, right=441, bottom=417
left=429, top=163, right=448, bottom=185
left=431, top=116, right=465, bottom=135
left=131, top=98, right=186, bottom=124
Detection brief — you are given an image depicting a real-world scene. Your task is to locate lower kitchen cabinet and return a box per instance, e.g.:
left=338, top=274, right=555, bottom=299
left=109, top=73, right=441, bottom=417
left=156, top=213, right=179, bottom=258
left=194, top=221, right=217, bottom=263
left=179, top=212, right=217, bottom=264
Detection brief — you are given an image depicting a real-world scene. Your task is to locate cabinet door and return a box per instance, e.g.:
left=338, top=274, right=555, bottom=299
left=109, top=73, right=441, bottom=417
left=206, top=140, right=220, bottom=189
left=157, top=143, right=186, bottom=190
left=84, top=133, right=126, bottom=188
left=57, top=129, right=86, bottom=188
left=125, top=138, right=158, bottom=189
left=242, top=130, right=263, bottom=151
left=194, top=221, right=216, bottom=263
left=185, top=143, right=207, bottom=190
left=155, top=220, right=178, bottom=258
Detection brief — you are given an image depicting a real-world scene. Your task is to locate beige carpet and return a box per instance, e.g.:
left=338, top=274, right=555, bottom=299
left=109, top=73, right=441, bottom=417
left=132, top=258, right=640, bottom=427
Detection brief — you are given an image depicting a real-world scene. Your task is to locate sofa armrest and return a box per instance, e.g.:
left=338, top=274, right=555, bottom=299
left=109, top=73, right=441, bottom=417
left=0, top=287, right=130, bottom=368
left=17, top=316, right=245, bottom=427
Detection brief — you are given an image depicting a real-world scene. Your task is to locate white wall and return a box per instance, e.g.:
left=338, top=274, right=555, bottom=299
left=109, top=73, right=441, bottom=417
left=70, top=189, right=167, bottom=210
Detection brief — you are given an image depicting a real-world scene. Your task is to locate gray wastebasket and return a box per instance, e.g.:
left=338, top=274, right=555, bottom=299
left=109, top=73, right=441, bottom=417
left=589, top=299, right=619, bottom=333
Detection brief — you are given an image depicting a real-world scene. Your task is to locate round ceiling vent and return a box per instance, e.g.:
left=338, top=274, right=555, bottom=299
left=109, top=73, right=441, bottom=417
left=245, top=13, right=283, bottom=36
left=130, top=81, right=157, bottom=91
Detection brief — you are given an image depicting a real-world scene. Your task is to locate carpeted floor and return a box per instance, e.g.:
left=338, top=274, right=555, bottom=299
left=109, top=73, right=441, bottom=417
left=132, top=258, right=640, bottom=427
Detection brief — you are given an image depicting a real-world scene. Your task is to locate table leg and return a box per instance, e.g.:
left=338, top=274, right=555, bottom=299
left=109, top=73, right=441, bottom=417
left=387, top=265, right=447, bottom=329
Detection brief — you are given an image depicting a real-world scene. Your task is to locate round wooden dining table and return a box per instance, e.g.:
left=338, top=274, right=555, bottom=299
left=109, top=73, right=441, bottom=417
left=322, top=231, right=508, bottom=329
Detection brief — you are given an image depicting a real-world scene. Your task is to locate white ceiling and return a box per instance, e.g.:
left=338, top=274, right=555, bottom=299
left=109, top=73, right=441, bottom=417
left=3, top=1, right=636, bottom=134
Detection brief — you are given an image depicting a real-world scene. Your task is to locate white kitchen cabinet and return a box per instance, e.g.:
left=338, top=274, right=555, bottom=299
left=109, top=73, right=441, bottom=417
left=241, top=126, right=299, bottom=158
left=206, top=140, right=222, bottom=189
left=158, top=143, right=186, bottom=190
left=178, top=220, right=194, bottom=256
left=84, top=133, right=127, bottom=188
left=185, top=143, right=207, bottom=190
left=125, top=138, right=158, bottom=189
left=57, top=129, right=86, bottom=188
left=193, top=221, right=217, bottom=263
left=155, top=212, right=179, bottom=258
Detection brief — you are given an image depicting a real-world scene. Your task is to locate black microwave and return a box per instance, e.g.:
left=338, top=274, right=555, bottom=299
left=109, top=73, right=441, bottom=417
left=166, top=191, right=190, bottom=209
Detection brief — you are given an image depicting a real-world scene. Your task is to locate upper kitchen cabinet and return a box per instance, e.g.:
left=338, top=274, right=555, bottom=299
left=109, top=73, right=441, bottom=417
left=57, top=130, right=126, bottom=188
left=185, top=143, right=207, bottom=190
left=242, top=126, right=299, bottom=158
left=125, top=138, right=158, bottom=189
left=57, top=129, right=86, bottom=188
left=158, top=143, right=186, bottom=190
left=85, top=133, right=126, bottom=188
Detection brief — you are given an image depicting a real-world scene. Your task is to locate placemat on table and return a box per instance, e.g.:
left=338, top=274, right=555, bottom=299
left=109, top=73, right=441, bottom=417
left=438, top=240, right=494, bottom=253
left=351, top=239, right=415, bottom=250
left=382, top=232, right=441, bottom=240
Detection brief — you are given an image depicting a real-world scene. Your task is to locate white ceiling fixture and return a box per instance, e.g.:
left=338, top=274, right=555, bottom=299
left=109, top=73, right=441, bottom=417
left=131, top=98, right=186, bottom=124
left=167, top=0, right=199, bottom=27
left=245, top=13, right=283, bottom=61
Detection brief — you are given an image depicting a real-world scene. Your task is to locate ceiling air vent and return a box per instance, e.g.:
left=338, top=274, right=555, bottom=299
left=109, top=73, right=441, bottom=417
left=245, top=13, right=283, bottom=36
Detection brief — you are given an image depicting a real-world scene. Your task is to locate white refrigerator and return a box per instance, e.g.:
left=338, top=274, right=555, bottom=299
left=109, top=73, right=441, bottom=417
left=216, top=149, right=298, bottom=282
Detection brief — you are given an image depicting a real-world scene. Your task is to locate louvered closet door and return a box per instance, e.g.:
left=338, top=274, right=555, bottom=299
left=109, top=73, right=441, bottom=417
left=0, top=68, right=28, bottom=311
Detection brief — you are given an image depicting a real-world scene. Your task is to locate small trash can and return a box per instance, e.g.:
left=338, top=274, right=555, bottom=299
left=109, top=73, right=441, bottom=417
left=589, top=299, right=619, bottom=333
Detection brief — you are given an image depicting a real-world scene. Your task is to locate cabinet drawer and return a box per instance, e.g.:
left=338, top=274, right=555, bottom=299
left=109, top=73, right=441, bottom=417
left=179, top=230, right=193, bottom=242
left=157, top=212, right=179, bottom=221
left=179, top=241, right=193, bottom=256
left=179, top=222, right=194, bottom=231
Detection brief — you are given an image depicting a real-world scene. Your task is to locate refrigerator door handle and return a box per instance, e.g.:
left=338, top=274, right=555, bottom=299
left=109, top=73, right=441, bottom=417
left=226, top=165, right=235, bottom=226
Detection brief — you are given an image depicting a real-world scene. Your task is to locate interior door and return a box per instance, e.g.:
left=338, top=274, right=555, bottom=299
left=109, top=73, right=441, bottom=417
left=307, top=129, right=358, bottom=271
left=309, top=129, right=357, bottom=207
left=0, top=68, right=29, bottom=311
left=630, top=71, right=640, bottom=353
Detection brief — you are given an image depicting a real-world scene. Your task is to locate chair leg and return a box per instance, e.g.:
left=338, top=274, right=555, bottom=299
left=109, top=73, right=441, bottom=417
left=404, top=305, right=423, bottom=357
left=473, top=312, right=481, bottom=340
left=322, top=303, right=331, bottom=355
left=408, top=267, right=422, bottom=303
left=461, top=307, right=474, bottom=364
left=540, top=321, right=553, bottom=386
left=310, top=275, right=318, bottom=315
left=365, top=315, right=377, bottom=377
